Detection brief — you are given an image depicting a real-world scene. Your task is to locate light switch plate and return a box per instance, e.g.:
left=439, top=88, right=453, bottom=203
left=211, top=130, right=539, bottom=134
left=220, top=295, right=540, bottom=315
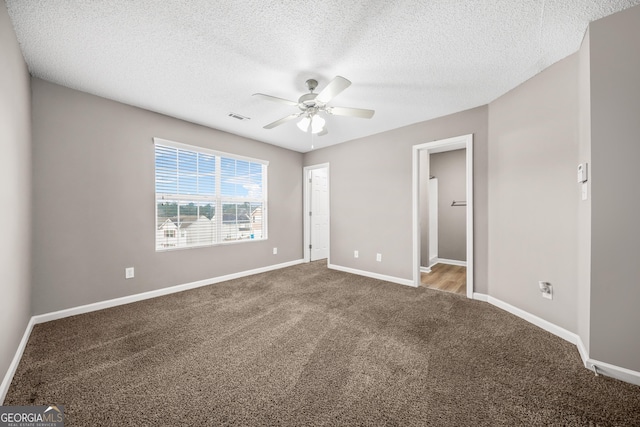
left=577, top=163, right=588, bottom=183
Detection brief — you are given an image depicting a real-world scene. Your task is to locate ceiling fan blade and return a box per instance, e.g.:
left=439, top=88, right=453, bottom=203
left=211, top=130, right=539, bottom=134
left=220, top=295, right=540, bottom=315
left=328, top=106, right=375, bottom=119
left=316, top=76, right=351, bottom=104
left=263, top=113, right=302, bottom=129
left=317, top=128, right=328, bottom=136
left=252, top=93, right=298, bottom=106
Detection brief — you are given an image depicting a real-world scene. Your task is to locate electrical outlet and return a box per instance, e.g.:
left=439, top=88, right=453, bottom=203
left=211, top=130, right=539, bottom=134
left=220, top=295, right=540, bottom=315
left=376, top=253, right=382, bottom=262
left=539, top=281, right=553, bottom=300
left=125, top=267, right=135, bottom=279
left=354, top=250, right=359, bottom=258
left=273, top=247, right=278, bottom=255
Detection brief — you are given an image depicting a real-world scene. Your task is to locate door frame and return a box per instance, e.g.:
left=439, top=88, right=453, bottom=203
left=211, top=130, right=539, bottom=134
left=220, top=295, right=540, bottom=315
left=412, top=134, right=473, bottom=298
left=428, top=177, right=438, bottom=267
left=303, top=163, right=330, bottom=263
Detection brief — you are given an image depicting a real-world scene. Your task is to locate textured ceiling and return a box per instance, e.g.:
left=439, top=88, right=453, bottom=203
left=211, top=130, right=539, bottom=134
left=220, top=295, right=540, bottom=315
left=6, top=0, right=640, bottom=153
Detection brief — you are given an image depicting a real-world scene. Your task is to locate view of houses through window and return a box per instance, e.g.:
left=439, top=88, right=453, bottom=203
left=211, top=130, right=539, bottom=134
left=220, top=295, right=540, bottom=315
left=155, top=139, right=267, bottom=250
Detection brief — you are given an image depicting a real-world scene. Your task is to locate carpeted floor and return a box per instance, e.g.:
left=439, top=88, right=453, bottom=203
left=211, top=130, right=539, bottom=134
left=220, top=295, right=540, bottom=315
left=5, top=261, right=640, bottom=426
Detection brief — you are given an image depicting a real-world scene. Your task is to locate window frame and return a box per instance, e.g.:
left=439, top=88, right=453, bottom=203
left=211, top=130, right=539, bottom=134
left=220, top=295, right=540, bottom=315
left=154, top=137, right=268, bottom=251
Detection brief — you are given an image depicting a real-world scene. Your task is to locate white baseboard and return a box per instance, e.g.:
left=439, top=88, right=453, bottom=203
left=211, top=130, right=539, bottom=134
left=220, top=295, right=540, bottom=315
left=576, top=335, right=589, bottom=363
left=474, top=293, right=577, bottom=344
left=575, top=335, right=640, bottom=385
left=0, top=317, right=36, bottom=403
left=1, top=259, right=305, bottom=402
left=420, top=266, right=431, bottom=273
left=328, top=263, right=416, bottom=288
left=436, top=258, right=467, bottom=267
left=33, top=259, right=304, bottom=324
left=473, top=292, right=640, bottom=386
left=583, top=355, right=640, bottom=386
left=472, top=292, right=489, bottom=302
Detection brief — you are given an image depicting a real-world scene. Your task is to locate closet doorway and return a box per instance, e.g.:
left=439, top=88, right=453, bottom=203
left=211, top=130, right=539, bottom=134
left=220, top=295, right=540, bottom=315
left=412, top=134, right=473, bottom=298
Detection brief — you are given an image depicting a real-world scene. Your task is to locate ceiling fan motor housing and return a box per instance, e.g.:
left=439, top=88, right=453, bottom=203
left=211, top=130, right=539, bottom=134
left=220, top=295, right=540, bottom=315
left=298, top=92, right=319, bottom=109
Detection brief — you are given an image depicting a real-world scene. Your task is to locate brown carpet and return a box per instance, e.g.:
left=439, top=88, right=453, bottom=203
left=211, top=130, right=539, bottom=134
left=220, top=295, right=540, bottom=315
left=5, top=261, right=640, bottom=426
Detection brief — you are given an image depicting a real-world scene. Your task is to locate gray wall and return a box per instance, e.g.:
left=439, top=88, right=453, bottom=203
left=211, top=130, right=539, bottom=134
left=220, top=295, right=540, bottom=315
left=589, top=5, right=640, bottom=371
left=577, top=28, right=591, bottom=354
left=0, top=1, right=31, bottom=390
left=488, top=53, right=580, bottom=333
left=430, top=149, right=466, bottom=261
left=303, top=106, right=489, bottom=293
left=31, top=78, right=304, bottom=315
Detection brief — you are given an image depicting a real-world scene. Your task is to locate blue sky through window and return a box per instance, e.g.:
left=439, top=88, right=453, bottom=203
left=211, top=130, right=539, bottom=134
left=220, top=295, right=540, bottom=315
left=155, top=145, right=262, bottom=198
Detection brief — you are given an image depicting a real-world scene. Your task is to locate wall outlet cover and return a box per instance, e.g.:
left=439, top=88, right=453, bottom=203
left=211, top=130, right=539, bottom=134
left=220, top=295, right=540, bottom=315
left=125, top=267, right=134, bottom=279
left=539, top=281, right=553, bottom=299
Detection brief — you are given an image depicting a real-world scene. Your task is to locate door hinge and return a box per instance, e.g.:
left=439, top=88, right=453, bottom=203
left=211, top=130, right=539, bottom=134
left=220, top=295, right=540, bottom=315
left=309, top=211, right=312, bottom=216
left=309, top=244, right=312, bottom=249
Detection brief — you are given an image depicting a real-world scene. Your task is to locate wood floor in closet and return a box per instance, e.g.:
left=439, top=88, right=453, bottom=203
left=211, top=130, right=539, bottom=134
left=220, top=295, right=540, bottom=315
left=421, top=263, right=466, bottom=296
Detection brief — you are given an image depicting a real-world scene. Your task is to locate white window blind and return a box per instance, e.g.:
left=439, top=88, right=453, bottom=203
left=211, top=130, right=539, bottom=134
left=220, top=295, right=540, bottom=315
left=154, top=138, right=268, bottom=251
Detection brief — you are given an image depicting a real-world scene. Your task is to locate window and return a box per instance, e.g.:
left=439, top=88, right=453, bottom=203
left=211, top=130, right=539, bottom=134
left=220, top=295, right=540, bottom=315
left=154, top=138, right=268, bottom=251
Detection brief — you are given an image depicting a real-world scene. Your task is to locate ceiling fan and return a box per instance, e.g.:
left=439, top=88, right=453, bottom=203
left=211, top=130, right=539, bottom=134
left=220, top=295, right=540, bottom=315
left=253, top=76, right=375, bottom=136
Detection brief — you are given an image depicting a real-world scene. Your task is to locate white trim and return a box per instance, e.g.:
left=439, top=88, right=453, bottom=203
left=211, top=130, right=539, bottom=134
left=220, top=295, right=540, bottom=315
left=328, top=263, right=416, bottom=288
left=420, top=266, right=432, bottom=273
left=434, top=258, right=467, bottom=267
left=473, top=293, right=578, bottom=344
left=153, top=137, right=269, bottom=165
left=412, top=134, right=474, bottom=299
left=33, top=259, right=304, bottom=324
left=577, top=336, right=589, bottom=364
left=412, top=147, right=420, bottom=284
left=0, top=317, right=36, bottom=403
left=486, top=295, right=578, bottom=344
left=472, top=292, right=489, bottom=302
left=303, top=163, right=330, bottom=263
left=583, top=356, right=640, bottom=386
left=575, top=335, right=640, bottom=386
left=473, top=293, right=640, bottom=386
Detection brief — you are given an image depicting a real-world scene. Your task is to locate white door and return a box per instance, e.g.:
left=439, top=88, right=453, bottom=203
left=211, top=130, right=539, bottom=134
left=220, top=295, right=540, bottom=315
left=310, top=168, right=329, bottom=261
left=429, top=178, right=438, bottom=265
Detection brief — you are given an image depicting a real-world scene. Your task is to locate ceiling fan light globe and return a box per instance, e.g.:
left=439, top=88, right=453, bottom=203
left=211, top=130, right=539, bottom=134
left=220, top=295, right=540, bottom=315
left=311, top=115, right=325, bottom=133
left=297, top=117, right=311, bottom=132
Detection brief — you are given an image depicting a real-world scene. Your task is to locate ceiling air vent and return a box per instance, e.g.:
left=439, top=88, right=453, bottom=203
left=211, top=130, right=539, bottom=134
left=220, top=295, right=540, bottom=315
left=228, top=112, right=250, bottom=121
